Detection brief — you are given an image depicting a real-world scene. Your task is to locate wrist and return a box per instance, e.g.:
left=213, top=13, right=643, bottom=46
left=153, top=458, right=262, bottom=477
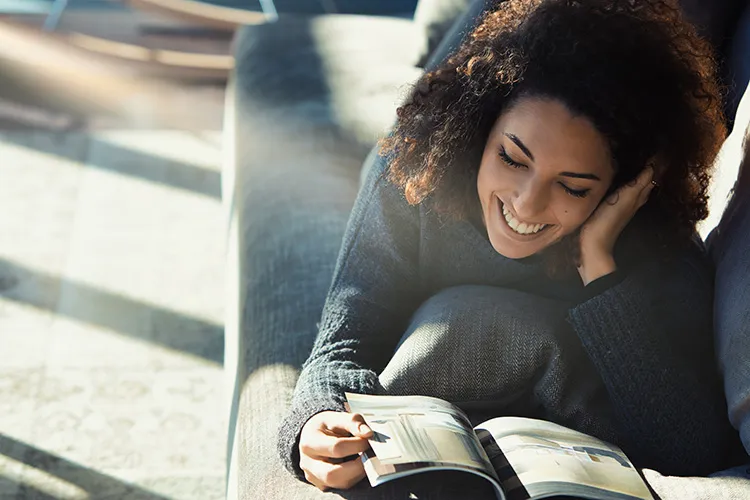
left=578, top=250, right=617, bottom=286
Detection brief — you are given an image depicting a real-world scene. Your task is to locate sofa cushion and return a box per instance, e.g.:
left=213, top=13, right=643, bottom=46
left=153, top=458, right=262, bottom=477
left=414, top=0, right=474, bottom=63
left=698, top=82, right=750, bottom=239
left=642, top=464, right=750, bottom=500
left=710, top=81, right=750, bottom=461
left=225, top=14, right=426, bottom=499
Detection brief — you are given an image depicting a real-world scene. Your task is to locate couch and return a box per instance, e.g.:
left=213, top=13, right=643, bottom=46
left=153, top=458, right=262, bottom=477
left=223, top=1, right=750, bottom=498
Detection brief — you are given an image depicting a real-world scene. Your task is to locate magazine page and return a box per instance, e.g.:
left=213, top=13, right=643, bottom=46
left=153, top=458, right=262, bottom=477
left=345, top=393, right=505, bottom=499
left=475, top=417, right=654, bottom=500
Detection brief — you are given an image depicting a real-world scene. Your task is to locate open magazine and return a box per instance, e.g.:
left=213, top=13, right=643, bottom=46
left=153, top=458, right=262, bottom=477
left=345, top=393, right=654, bottom=500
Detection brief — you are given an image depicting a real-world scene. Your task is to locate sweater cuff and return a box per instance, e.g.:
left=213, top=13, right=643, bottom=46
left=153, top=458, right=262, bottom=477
left=567, top=273, right=652, bottom=393
left=579, top=270, right=626, bottom=302
left=277, top=395, right=348, bottom=482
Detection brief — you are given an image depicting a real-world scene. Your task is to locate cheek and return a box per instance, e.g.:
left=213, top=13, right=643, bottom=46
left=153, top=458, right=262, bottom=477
left=477, top=165, right=496, bottom=202
left=477, top=162, right=511, bottom=197
left=556, top=197, right=600, bottom=232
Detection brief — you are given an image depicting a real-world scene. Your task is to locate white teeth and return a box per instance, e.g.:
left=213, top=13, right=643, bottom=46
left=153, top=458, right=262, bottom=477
left=500, top=202, right=546, bottom=235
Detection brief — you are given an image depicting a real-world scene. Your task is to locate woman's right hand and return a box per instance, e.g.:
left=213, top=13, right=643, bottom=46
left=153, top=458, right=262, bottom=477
left=299, top=411, right=374, bottom=491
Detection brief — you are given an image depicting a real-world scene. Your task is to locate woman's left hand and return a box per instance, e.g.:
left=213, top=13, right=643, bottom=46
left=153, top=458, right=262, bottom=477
left=577, top=166, right=656, bottom=285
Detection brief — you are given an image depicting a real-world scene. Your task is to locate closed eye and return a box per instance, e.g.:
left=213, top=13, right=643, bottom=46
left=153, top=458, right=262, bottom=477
left=500, top=147, right=590, bottom=198
left=559, top=183, right=590, bottom=198
left=499, top=147, right=526, bottom=169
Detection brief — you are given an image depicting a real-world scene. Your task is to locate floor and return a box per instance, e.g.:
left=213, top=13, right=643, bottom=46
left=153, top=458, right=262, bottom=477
left=0, top=99, right=227, bottom=499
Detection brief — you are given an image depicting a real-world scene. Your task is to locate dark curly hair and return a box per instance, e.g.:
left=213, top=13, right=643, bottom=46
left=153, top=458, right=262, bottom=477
left=379, top=0, right=726, bottom=271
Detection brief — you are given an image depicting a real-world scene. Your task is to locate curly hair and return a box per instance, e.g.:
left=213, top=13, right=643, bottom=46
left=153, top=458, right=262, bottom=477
left=379, top=0, right=726, bottom=270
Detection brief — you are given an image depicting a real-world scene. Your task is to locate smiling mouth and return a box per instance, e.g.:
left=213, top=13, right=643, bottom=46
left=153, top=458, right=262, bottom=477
left=500, top=201, right=549, bottom=236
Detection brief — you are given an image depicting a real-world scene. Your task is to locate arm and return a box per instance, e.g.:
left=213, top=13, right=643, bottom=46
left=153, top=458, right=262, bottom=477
left=277, top=154, right=424, bottom=480
left=568, top=241, right=734, bottom=476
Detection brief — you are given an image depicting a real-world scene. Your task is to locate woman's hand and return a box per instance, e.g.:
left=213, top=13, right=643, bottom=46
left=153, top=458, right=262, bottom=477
left=578, top=167, right=656, bottom=285
left=299, top=411, right=374, bottom=491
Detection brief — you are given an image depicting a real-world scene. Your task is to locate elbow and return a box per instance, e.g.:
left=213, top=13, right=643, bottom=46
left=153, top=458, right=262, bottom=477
left=630, top=409, right=735, bottom=476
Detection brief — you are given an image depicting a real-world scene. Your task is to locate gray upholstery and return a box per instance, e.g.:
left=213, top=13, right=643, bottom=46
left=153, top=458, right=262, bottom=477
left=712, top=85, right=750, bottom=460
left=223, top=14, right=425, bottom=500
left=643, top=465, right=750, bottom=500
left=414, top=0, right=474, bottom=63
left=224, top=2, right=750, bottom=499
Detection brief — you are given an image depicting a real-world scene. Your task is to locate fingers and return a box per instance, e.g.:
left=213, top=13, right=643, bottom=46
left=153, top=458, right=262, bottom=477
left=616, top=167, right=655, bottom=206
left=303, top=468, right=329, bottom=492
left=636, top=167, right=656, bottom=207
left=302, top=454, right=367, bottom=491
left=301, top=412, right=372, bottom=460
left=303, top=412, right=372, bottom=440
left=301, top=431, right=372, bottom=459
left=604, top=190, right=620, bottom=206
left=638, top=182, right=655, bottom=207
left=299, top=411, right=373, bottom=491
left=638, top=165, right=655, bottom=188
left=323, top=412, right=374, bottom=439
left=627, top=165, right=653, bottom=189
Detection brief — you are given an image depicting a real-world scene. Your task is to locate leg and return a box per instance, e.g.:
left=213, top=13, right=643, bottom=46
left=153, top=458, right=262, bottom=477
left=379, top=286, right=619, bottom=442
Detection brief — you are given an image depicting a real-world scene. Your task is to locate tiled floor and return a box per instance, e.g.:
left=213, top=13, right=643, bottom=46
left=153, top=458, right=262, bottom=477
left=0, top=128, right=226, bottom=499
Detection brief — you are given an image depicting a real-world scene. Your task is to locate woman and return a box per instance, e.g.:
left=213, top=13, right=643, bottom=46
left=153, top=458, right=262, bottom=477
left=278, top=0, right=738, bottom=493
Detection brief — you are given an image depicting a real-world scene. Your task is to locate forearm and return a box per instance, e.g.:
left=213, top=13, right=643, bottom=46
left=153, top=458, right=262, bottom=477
left=278, top=361, right=384, bottom=479
left=277, top=153, right=424, bottom=479
left=277, top=302, right=409, bottom=478
left=568, top=261, right=732, bottom=475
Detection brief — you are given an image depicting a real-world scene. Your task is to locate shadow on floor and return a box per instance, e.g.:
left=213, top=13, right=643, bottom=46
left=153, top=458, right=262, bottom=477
left=0, top=256, right=224, bottom=365
left=0, top=132, right=221, bottom=199
left=0, top=433, right=170, bottom=500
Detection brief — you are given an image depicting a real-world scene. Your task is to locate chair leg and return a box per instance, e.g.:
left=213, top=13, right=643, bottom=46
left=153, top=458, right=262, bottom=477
left=258, top=0, right=278, bottom=20
left=43, top=0, right=69, bottom=32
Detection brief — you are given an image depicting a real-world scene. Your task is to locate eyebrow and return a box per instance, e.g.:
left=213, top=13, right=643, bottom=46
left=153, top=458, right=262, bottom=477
left=505, top=133, right=534, bottom=161
left=504, top=133, right=602, bottom=182
left=560, top=172, right=602, bottom=181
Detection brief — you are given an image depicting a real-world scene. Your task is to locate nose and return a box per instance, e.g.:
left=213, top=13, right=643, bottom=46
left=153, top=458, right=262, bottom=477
left=512, top=179, right=548, bottom=221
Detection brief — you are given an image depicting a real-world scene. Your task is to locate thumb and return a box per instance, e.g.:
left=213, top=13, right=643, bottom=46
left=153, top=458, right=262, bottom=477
left=339, top=413, right=373, bottom=438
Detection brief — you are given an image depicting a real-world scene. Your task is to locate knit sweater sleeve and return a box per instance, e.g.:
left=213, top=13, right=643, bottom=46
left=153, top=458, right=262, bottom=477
left=277, top=155, right=422, bottom=481
left=568, top=240, right=734, bottom=476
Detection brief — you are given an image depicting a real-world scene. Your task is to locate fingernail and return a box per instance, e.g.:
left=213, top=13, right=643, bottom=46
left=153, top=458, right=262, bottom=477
left=359, top=423, right=372, bottom=435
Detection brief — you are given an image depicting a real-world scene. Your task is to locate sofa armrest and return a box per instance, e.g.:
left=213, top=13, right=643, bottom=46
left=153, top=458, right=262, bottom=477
left=223, top=14, right=425, bottom=499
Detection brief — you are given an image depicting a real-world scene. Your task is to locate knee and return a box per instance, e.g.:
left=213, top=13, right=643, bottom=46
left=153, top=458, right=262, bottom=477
left=378, top=285, right=571, bottom=401
left=396, top=285, right=569, bottom=347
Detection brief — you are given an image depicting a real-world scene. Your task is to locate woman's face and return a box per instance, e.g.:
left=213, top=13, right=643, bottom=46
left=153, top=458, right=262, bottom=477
left=477, top=97, right=615, bottom=259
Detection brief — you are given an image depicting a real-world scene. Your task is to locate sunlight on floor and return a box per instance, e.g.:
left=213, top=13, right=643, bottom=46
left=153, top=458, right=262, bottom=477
left=0, top=130, right=226, bottom=499
left=1, top=454, right=89, bottom=500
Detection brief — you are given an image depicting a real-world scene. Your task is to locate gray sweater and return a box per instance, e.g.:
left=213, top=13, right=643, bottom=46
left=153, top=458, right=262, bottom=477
left=278, top=154, right=735, bottom=479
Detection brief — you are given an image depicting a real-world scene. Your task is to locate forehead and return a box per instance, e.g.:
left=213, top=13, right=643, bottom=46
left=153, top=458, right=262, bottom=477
left=492, top=97, right=614, bottom=173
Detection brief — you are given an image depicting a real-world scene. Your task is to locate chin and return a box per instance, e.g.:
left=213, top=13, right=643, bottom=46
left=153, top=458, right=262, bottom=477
left=488, top=236, right=544, bottom=260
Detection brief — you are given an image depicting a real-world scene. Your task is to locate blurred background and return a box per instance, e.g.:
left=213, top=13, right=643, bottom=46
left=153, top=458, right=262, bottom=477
left=2, top=1, right=746, bottom=499
left=0, top=1, right=412, bottom=499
